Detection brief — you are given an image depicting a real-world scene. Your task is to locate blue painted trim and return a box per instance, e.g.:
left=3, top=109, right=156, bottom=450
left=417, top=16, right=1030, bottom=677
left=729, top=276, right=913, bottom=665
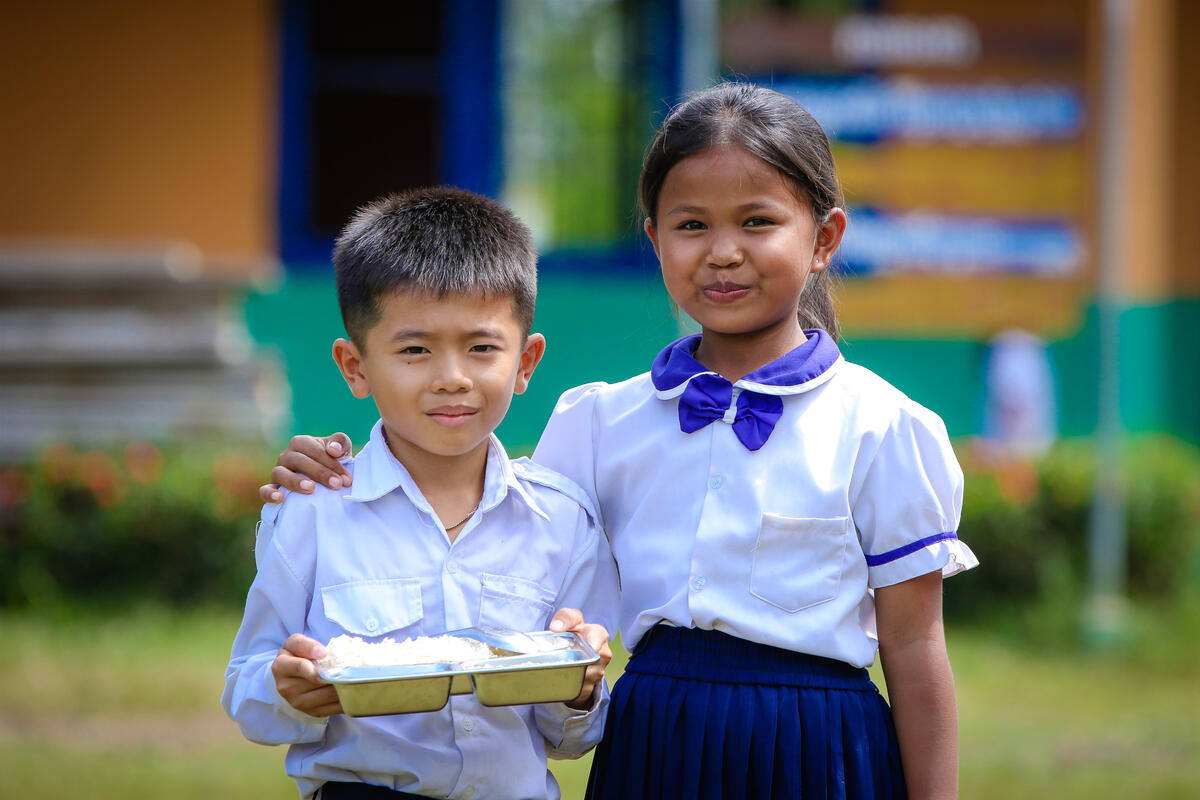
left=277, top=1, right=503, bottom=269
left=442, top=0, right=501, bottom=197
left=276, top=1, right=667, bottom=275
left=277, top=0, right=331, bottom=266
left=657, top=0, right=685, bottom=107
left=865, top=532, right=959, bottom=567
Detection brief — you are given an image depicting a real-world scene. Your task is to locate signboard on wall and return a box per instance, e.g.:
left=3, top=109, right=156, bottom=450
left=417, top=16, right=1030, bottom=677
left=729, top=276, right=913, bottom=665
left=721, top=0, right=1094, bottom=335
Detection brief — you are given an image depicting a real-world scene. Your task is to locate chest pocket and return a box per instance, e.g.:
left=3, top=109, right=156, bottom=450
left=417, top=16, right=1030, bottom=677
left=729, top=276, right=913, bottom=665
left=478, top=573, right=556, bottom=633
left=750, top=514, right=849, bottom=613
left=321, top=578, right=423, bottom=638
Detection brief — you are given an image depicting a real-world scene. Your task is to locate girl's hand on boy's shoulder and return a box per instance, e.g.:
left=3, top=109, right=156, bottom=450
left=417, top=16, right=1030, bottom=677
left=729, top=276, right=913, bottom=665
left=259, top=433, right=355, bottom=503
left=272, top=633, right=343, bottom=717
left=550, top=608, right=612, bottom=710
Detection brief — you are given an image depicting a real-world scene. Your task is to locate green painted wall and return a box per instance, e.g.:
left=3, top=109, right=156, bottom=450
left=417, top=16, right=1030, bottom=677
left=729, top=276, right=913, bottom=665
left=839, top=299, right=1200, bottom=443
left=244, top=271, right=680, bottom=455
left=244, top=273, right=1200, bottom=452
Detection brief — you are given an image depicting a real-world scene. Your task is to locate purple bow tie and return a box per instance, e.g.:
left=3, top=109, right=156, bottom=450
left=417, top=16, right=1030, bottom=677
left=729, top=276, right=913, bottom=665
left=678, top=373, right=784, bottom=451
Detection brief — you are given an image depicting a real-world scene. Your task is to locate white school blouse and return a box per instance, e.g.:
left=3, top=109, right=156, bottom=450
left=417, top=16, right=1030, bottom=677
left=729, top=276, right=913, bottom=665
left=223, top=420, right=620, bottom=800
left=533, top=331, right=977, bottom=669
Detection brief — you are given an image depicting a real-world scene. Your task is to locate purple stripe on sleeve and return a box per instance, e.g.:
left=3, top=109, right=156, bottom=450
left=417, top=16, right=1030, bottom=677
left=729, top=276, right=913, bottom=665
left=865, top=532, right=959, bottom=567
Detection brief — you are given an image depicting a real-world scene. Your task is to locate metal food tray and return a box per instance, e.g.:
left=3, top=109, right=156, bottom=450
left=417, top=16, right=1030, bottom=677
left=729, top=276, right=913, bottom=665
left=317, top=630, right=599, bottom=717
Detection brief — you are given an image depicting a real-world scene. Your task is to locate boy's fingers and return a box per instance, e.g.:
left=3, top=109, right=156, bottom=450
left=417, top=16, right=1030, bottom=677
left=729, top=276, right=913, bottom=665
left=278, top=682, right=341, bottom=715
left=565, top=623, right=611, bottom=709
left=302, top=684, right=344, bottom=715
left=567, top=667, right=603, bottom=709
left=291, top=683, right=340, bottom=709
left=274, top=657, right=319, bottom=684
left=580, top=624, right=612, bottom=662
left=549, top=607, right=583, bottom=632
left=308, top=699, right=344, bottom=717
left=283, top=633, right=328, bottom=660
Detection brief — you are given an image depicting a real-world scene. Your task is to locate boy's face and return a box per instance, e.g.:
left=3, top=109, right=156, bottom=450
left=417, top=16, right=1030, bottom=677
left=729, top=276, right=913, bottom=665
left=333, top=290, right=544, bottom=467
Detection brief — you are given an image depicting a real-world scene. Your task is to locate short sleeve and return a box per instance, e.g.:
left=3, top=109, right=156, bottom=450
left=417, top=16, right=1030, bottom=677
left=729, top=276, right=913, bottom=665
left=533, top=382, right=605, bottom=530
left=850, top=403, right=978, bottom=589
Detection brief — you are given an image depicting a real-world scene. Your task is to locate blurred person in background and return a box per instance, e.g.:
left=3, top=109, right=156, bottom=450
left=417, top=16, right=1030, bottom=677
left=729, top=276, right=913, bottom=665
left=979, top=328, right=1058, bottom=460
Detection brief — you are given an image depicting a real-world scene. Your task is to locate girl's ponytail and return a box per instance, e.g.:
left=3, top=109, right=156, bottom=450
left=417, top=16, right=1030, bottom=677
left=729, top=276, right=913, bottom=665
left=799, top=270, right=839, bottom=340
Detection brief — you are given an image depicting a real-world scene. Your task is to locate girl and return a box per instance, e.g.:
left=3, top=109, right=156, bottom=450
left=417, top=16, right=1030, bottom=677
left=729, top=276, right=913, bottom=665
left=267, top=82, right=977, bottom=800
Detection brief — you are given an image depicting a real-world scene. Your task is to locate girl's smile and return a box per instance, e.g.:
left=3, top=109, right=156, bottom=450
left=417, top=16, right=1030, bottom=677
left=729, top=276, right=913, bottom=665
left=703, top=280, right=751, bottom=302
left=645, top=143, right=845, bottom=379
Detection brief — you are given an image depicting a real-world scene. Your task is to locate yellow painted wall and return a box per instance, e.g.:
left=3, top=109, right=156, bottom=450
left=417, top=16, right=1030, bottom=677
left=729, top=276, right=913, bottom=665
left=836, top=0, right=1200, bottom=335
left=835, top=143, right=1086, bottom=218
left=836, top=0, right=1096, bottom=336
left=1122, top=0, right=1173, bottom=300
left=0, top=1, right=276, bottom=267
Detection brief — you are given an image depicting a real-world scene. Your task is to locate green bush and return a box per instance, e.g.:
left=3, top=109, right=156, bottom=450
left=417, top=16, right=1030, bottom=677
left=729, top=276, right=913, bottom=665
left=946, top=435, right=1200, bottom=624
left=2, top=435, right=1197, bottom=621
left=0, top=440, right=272, bottom=609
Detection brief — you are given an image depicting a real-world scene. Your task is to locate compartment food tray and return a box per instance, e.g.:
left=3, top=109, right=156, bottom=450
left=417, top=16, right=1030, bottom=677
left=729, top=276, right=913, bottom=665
left=317, top=630, right=599, bottom=716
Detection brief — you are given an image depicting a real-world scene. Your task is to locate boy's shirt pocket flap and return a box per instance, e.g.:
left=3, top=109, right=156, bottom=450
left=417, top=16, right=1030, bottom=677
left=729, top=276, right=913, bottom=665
left=321, top=577, right=423, bottom=637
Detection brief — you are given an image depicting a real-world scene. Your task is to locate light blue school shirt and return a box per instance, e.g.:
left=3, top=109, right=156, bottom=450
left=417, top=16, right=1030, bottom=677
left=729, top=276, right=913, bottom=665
left=223, top=420, right=620, bottom=800
left=533, top=332, right=977, bottom=669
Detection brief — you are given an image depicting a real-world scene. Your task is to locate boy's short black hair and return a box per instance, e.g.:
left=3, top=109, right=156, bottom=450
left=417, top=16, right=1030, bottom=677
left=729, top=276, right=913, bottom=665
left=334, top=187, right=537, bottom=349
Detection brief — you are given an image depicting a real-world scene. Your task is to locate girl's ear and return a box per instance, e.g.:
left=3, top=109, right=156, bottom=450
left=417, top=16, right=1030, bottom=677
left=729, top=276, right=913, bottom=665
left=332, top=338, right=372, bottom=399
left=644, top=218, right=662, bottom=260
left=514, top=333, right=546, bottom=395
left=813, top=208, right=848, bottom=272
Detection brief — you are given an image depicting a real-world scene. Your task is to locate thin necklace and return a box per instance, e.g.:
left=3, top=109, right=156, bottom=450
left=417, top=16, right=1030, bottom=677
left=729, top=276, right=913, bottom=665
left=444, top=504, right=479, bottom=531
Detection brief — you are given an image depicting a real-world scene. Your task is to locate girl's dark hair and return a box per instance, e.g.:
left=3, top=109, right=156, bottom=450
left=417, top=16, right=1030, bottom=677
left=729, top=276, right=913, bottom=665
left=639, top=82, right=843, bottom=339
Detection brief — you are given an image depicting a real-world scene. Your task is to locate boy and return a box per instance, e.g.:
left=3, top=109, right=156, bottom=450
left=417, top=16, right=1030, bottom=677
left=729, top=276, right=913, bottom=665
left=223, top=188, right=619, bottom=800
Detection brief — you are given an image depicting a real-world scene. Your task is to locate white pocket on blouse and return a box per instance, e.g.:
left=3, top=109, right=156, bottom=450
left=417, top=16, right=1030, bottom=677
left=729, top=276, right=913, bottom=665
left=750, top=514, right=850, bottom=613
left=321, top=577, right=424, bottom=638
left=478, top=573, right=556, bottom=633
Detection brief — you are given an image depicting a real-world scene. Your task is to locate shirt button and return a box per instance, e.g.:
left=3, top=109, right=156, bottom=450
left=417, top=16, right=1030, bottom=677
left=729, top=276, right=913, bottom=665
left=364, top=617, right=379, bottom=632
left=691, top=576, right=706, bottom=591
left=446, top=560, right=459, bottom=574
left=462, top=718, right=475, bottom=732
left=462, top=789, right=475, bottom=799
left=709, top=475, right=724, bottom=489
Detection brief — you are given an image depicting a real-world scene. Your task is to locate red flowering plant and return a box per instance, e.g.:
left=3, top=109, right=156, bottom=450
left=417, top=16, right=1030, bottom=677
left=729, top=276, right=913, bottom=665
left=1, top=439, right=274, bottom=609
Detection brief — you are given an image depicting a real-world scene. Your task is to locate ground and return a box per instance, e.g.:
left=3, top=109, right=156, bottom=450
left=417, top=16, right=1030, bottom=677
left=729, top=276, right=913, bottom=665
left=2, top=607, right=1196, bottom=799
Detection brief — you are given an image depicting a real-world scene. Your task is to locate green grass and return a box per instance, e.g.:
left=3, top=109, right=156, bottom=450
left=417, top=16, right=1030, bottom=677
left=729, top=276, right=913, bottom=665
left=1, top=608, right=1196, bottom=799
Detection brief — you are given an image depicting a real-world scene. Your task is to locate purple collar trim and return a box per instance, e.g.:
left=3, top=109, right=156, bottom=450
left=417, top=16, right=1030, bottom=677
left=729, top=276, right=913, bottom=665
left=650, top=330, right=842, bottom=451
left=650, top=329, right=842, bottom=395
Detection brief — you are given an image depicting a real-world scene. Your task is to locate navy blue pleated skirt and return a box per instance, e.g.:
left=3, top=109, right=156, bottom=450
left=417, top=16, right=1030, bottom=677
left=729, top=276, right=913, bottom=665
left=586, top=626, right=906, bottom=800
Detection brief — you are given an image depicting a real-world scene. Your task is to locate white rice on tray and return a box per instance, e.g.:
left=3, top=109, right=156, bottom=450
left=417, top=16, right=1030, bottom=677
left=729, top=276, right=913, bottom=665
left=318, top=633, right=494, bottom=671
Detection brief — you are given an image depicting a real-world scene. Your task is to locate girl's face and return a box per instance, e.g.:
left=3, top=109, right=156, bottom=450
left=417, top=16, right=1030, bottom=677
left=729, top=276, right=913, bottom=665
left=646, top=143, right=844, bottom=354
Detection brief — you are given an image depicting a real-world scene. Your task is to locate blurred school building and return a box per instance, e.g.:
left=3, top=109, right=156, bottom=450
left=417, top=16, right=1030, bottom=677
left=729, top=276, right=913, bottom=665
left=2, top=0, right=1197, bottom=455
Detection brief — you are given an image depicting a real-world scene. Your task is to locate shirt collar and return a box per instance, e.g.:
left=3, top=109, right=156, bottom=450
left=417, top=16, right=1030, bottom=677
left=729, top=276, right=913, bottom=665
left=347, top=420, right=541, bottom=519
left=650, top=328, right=843, bottom=399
